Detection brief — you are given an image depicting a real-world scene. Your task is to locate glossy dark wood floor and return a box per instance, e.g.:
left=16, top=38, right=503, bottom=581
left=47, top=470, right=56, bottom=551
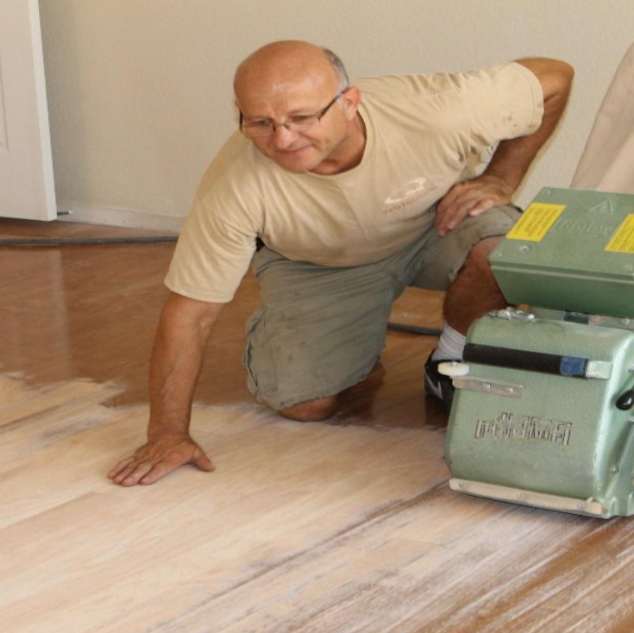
left=3, top=217, right=634, bottom=633
left=0, top=217, right=445, bottom=423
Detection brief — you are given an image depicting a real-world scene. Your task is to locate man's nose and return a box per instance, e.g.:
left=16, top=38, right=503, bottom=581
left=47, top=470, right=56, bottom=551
left=271, top=124, right=299, bottom=148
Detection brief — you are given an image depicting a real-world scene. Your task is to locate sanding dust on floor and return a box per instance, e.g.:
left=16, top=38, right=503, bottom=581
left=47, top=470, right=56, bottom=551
left=1, top=374, right=631, bottom=633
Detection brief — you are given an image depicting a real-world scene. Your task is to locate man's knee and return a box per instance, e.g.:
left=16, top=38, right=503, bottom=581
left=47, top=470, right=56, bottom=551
left=463, top=235, right=502, bottom=271
left=453, top=235, right=505, bottom=293
left=278, top=395, right=338, bottom=422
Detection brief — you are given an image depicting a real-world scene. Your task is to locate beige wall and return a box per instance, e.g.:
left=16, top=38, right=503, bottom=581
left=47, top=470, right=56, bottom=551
left=39, top=0, right=634, bottom=228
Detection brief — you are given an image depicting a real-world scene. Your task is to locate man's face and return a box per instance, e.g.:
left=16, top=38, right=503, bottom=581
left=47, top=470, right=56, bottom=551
left=236, top=75, right=357, bottom=174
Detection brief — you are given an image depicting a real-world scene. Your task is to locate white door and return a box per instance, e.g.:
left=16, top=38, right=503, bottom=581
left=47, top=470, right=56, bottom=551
left=0, top=0, right=56, bottom=221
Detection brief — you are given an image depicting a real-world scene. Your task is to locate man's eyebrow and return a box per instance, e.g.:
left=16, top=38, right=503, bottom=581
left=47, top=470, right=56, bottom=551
left=286, top=105, right=320, bottom=114
left=243, top=103, right=322, bottom=120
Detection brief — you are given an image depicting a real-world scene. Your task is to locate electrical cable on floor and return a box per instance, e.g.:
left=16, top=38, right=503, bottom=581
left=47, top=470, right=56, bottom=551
left=0, top=236, right=178, bottom=246
left=387, top=322, right=442, bottom=336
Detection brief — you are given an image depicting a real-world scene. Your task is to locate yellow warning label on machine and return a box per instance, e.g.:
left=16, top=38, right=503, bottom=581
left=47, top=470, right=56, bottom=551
left=506, top=203, right=566, bottom=241
left=605, top=215, right=634, bottom=253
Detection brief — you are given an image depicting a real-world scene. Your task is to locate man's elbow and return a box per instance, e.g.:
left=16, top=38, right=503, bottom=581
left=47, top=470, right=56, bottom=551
left=550, top=59, right=575, bottom=89
left=516, top=57, right=575, bottom=97
left=161, top=291, right=226, bottom=334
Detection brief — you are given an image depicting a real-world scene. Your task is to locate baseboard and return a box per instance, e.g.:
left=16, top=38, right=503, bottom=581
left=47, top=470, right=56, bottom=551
left=57, top=205, right=185, bottom=233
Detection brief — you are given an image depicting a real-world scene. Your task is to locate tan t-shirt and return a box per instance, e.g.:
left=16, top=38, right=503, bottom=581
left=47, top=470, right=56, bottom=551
left=166, top=62, right=544, bottom=303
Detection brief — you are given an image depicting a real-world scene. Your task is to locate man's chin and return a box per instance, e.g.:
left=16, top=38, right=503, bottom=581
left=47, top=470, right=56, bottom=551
left=271, top=148, right=323, bottom=173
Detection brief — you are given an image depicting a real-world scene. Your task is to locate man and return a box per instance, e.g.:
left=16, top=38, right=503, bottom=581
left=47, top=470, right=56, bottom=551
left=109, top=40, right=573, bottom=486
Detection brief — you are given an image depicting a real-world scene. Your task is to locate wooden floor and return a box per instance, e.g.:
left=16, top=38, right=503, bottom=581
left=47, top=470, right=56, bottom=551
left=2, top=218, right=634, bottom=632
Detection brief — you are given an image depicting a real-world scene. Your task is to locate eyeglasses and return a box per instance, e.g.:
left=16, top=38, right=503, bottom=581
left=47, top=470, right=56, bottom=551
left=239, top=89, right=347, bottom=139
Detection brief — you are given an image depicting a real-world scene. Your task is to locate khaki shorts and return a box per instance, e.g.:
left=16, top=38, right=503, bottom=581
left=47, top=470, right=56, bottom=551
left=244, top=204, right=521, bottom=410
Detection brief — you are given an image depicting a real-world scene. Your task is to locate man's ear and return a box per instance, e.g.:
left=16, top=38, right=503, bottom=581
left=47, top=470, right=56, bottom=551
left=341, top=87, right=362, bottom=120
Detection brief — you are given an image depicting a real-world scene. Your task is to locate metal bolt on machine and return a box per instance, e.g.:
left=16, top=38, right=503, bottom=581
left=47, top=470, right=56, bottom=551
left=444, top=187, right=634, bottom=518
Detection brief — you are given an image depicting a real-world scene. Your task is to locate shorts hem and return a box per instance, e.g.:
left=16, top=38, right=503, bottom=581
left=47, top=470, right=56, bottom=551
left=248, top=362, right=377, bottom=412
left=446, top=222, right=514, bottom=284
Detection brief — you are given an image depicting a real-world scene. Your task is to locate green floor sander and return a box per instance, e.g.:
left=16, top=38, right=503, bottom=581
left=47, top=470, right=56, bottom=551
left=444, top=187, right=634, bottom=518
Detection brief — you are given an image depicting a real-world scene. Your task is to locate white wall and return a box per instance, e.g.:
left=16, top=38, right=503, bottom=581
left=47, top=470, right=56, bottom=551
left=39, top=0, right=634, bottom=229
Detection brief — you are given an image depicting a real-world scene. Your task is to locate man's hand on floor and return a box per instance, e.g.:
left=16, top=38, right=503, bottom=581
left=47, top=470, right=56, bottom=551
left=108, top=432, right=215, bottom=486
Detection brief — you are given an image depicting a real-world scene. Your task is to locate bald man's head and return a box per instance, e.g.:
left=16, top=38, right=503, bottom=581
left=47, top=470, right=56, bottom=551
left=234, top=41, right=348, bottom=101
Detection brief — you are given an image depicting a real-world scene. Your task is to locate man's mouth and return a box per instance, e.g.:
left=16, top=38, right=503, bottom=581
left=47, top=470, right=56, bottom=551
left=277, top=146, right=310, bottom=155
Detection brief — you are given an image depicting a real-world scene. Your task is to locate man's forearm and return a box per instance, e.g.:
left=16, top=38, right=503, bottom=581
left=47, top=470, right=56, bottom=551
left=147, top=294, right=224, bottom=439
left=108, top=292, right=223, bottom=487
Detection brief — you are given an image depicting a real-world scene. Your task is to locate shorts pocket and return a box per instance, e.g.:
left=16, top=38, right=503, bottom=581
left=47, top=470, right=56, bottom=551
left=244, top=307, right=265, bottom=392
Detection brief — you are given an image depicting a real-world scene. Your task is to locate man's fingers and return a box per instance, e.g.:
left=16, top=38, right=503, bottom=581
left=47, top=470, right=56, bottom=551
left=111, top=459, right=152, bottom=486
left=437, top=196, right=498, bottom=234
left=139, top=461, right=179, bottom=485
left=113, top=452, right=183, bottom=486
left=107, top=457, right=135, bottom=479
left=467, top=198, right=495, bottom=217
left=119, top=461, right=155, bottom=486
left=436, top=205, right=470, bottom=235
left=435, top=187, right=475, bottom=234
left=442, top=193, right=492, bottom=218
left=193, top=449, right=216, bottom=472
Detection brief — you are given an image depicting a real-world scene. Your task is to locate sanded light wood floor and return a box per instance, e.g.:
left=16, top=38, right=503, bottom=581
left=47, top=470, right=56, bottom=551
left=2, top=218, right=634, bottom=633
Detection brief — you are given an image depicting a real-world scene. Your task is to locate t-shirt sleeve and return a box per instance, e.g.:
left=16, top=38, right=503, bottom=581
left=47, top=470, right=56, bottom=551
left=164, top=194, right=257, bottom=303
left=356, top=62, right=544, bottom=147
left=462, top=62, right=545, bottom=147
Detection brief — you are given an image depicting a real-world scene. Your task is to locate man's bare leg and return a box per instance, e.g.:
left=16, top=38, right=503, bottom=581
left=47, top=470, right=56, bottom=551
left=279, top=395, right=338, bottom=421
left=425, top=236, right=508, bottom=407
left=442, top=236, right=507, bottom=335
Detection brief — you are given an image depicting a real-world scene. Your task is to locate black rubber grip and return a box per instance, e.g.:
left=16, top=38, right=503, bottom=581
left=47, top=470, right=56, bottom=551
left=463, top=343, right=588, bottom=377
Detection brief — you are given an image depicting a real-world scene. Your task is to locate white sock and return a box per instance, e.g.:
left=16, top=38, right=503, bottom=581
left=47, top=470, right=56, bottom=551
left=432, top=323, right=465, bottom=361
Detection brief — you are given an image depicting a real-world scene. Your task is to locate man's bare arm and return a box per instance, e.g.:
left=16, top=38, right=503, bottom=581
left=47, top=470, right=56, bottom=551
left=108, top=292, right=224, bottom=486
left=436, top=57, right=575, bottom=236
